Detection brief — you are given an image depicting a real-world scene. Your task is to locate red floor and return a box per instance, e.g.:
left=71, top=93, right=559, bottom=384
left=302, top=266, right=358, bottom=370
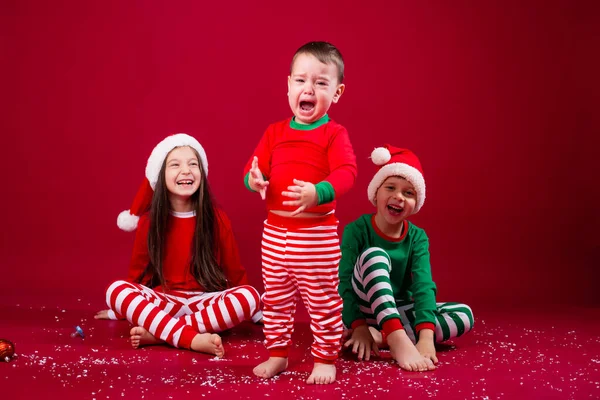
left=2, top=298, right=600, bottom=399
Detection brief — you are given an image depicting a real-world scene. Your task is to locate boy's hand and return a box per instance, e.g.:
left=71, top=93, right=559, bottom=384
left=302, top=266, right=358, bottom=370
left=343, top=325, right=380, bottom=361
left=249, top=156, right=269, bottom=199
left=416, top=329, right=438, bottom=364
left=281, top=179, right=318, bottom=216
left=94, top=310, right=110, bottom=320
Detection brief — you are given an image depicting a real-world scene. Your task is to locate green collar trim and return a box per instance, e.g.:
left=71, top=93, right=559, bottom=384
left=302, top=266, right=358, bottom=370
left=290, top=114, right=330, bottom=130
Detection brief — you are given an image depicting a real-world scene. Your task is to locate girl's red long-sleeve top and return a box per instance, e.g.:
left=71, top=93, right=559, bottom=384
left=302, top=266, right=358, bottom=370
left=126, top=209, right=250, bottom=292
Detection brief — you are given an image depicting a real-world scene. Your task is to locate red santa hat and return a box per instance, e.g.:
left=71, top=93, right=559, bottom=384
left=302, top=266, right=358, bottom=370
left=367, top=144, right=426, bottom=213
left=116, top=133, right=208, bottom=231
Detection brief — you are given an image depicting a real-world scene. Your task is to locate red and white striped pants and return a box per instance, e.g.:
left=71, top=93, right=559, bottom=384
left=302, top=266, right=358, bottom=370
left=261, top=214, right=343, bottom=362
left=105, top=280, right=260, bottom=349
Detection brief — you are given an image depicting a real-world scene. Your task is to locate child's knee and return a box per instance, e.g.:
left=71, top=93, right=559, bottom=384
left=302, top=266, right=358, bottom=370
left=262, top=290, right=294, bottom=309
left=462, top=304, right=475, bottom=331
left=105, top=279, right=128, bottom=296
left=356, top=247, right=391, bottom=275
left=238, top=285, right=261, bottom=314
left=104, top=280, right=137, bottom=305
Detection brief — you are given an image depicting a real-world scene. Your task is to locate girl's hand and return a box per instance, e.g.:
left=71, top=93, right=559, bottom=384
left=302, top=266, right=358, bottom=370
left=416, top=331, right=438, bottom=364
left=281, top=179, right=318, bottom=216
left=249, top=156, right=269, bottom=199
left=94, top=310, right=110, bottom=320
left=343, top=325, right=380, bottom=361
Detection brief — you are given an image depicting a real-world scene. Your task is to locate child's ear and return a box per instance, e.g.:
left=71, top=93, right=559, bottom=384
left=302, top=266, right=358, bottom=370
left=332, top=84, right=345, bottom=103
left=287, top=76, right=291, bottom=96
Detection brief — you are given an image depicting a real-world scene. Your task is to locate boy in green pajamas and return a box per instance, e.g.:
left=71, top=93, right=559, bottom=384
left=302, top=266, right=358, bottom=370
left=339, top=144, right=474, bottom=372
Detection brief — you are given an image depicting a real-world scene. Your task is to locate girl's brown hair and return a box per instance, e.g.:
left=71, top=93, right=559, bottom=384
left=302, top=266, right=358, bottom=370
left=138, top=146, right=227, bottom=292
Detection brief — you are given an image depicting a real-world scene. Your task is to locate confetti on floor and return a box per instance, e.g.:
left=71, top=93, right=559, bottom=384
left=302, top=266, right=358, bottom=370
left=2, top=303, right=600, bottom=399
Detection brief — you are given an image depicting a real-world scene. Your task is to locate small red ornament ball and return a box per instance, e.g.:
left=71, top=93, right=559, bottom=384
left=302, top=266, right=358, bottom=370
left=0, top=339, right=15, bottom=362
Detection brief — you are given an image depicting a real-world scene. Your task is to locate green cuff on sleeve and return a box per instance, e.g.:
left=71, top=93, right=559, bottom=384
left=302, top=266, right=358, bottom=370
left=245, top=171, right=268, bottom=192
left=244, top=172, right=255, bottom=192
left=315, top=181, right=335, bottom=205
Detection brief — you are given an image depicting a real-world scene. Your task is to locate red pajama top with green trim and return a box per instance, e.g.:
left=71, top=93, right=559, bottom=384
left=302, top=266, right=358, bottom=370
left=243, top=115, right=357, bottom=210
left=126, top=209, right=250, bottom=291
left=339, top=214, right=438, bottom=331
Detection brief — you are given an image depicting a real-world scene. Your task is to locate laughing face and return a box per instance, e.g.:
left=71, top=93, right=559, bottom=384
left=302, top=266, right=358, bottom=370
left=374, top=176, right=417, bottom=231
left=164, top=146, right=201, bottom=204
left=287, top=53, right=344, bottom=125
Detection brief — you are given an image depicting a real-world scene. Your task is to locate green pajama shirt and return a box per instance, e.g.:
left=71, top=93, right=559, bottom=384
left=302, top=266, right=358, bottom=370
left=339, top=214, right=474, bottom=343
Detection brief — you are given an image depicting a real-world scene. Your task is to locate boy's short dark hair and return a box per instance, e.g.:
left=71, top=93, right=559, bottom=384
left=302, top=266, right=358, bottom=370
left=291, top=41, right=345, bottom=83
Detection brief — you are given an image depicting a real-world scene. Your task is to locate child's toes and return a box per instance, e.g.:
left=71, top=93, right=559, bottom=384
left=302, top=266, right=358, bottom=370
left=425, top=359, right=436, bottom=370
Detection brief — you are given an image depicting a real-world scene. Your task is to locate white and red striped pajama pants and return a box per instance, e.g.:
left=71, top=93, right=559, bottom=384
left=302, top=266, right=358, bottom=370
left=105, top=280, right=260, bottom=349
left=260, top=214, right=343, bottom=362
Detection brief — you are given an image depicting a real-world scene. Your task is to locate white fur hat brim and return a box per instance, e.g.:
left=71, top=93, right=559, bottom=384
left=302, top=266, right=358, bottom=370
left=145, top=133, right=208, bottom=189
left=367, top=163, right=426, bottom=213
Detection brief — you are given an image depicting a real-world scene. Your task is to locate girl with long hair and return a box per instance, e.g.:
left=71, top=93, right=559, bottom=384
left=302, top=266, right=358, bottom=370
left=96, top=134, right=261, bottom=358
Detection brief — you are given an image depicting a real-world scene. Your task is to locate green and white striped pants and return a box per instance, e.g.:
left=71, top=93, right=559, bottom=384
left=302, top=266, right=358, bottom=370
left=352, top=247, right=474, bottom=343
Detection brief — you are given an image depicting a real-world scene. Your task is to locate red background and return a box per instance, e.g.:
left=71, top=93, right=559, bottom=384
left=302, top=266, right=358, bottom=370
left=2, top=1, right=598, bottom=309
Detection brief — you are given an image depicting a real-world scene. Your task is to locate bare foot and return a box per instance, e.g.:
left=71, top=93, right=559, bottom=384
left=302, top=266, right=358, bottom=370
left=94, top=309, right=110, bottom=320
left=253, top=357, right=288, bottom=379
left=190, top=333, right=225, bottom=358
left=387, top=330, right=435, bottom=372
left=306, top=362, right=336, bottom=384
left=130, top=326, right=162, bottom=349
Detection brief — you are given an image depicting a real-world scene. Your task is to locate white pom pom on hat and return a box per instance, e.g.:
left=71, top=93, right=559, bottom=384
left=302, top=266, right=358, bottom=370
left=370, top=147, right=392, bottom=166
left=117, top=210, right=140, bottom=232
left=367, top=144, right=426, bottom=213
left=116, top=133, right=208, bottom=231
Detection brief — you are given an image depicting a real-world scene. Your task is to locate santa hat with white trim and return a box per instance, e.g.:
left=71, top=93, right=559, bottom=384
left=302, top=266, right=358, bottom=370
left=367, top=144, right=426, bottom=213
left=116, top=133, right=208, bottom=231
